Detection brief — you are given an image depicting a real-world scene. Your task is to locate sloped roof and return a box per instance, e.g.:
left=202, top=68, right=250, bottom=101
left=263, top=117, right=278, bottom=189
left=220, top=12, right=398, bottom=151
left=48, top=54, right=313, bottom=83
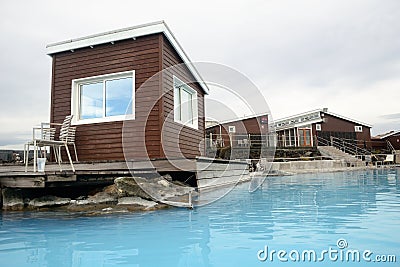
left=205, top=112, right=270, bottom=129
left=373, top=130, right=400, bottom=139
left=323, top=110, right=372, bottom=128
left=46, top=21, right=209, bottom=94
left=274, top=108, right=372, bottom=128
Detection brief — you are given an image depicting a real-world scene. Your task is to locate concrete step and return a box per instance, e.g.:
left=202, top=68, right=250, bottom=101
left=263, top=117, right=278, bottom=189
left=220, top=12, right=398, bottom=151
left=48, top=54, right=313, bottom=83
left=317, top=146, right=363, bottom=166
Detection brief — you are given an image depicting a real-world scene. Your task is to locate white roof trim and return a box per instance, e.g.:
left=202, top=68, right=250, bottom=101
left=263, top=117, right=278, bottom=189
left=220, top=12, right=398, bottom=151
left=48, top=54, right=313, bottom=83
left=46, top=21, right=209, bottom=94
left=274, top=109, right=322, bottom=124
left=375, top=130, right=400, bottom=139
left=205, top=112, right=270, bottom=128
left=274, top=108, right=372, bottom=128
left=276, top=119, right=323, bottom=130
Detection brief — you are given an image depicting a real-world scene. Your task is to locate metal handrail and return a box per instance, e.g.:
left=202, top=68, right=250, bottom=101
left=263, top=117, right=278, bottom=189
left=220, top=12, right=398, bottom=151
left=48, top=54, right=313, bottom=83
left=330, top=136, right=371, bottom=156
left=206, top=133, right=277, bottom=148
left=316, top=135, right=372, bottom=157
left=386, top=140, right=395, bottom=154
left=315, top=136, right=330, bottom=146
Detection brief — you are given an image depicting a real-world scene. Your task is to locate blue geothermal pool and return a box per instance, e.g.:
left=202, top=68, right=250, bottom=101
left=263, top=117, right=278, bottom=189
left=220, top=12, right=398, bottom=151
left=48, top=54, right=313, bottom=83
left=1, top=169, right=399, bottom=266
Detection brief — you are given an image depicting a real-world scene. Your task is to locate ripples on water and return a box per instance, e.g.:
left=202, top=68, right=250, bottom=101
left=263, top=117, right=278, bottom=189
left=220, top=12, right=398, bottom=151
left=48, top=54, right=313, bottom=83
left=0, top=169, right=399, bottom=266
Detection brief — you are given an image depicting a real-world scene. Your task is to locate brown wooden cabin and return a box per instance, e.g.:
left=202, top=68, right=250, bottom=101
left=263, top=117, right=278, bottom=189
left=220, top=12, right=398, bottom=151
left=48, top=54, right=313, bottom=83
left=46, top=21, right=209, bottom=162
left=371, top=130, right=400, bottom=152
left=275, top=108, right=372, bottom=148
left=205, top=114, right=270, bottom=148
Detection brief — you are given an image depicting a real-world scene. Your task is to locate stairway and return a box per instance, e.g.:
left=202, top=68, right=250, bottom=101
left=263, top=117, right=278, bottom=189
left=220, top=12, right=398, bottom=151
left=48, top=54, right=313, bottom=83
left=317, top=146, right=364, bottom=167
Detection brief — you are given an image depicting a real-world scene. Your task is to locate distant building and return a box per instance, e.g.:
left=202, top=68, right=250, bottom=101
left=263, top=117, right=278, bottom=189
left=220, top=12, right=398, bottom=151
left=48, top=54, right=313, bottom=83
left=275, top=108, right=372, bottom=148
left=371, top=130, right=400, bottom=151
left=206, top=113, right=270, bottom=148
left=207, top=108, right=372, bottom=150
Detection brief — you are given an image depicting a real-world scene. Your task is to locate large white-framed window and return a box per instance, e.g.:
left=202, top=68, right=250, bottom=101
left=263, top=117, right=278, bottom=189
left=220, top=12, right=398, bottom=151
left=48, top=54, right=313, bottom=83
left=173, top=76, right=198, bottom=129
left=71, top=70, right=135, bottom=125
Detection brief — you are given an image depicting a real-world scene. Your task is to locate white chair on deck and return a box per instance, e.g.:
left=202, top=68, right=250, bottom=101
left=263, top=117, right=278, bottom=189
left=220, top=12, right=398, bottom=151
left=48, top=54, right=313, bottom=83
left=237, top=140, right=243, bottom=147
left=24, top=115, right=76, bottom=172
left=243, top=139, right=249, bottom=147
left=376, top=154, right=395, bottom=167
left=383, top=154, right=395, bottom=165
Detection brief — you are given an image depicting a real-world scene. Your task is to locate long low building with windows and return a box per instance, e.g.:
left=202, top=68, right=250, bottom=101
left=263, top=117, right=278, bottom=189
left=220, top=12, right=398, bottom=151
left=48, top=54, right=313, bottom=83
left=206, top=108, right=372, bottom=150
left=275, top=108, right=372, bottom=148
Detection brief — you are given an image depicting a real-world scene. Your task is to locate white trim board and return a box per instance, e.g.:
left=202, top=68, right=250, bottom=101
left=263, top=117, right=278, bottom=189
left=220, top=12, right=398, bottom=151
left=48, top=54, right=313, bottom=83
left=374, top=130, right=400, bottom=139
left=46, top=21, right=209, bottom=95
left=205, top=112, right=271, bottom=129
left=275, top=108, right=372, bottom=128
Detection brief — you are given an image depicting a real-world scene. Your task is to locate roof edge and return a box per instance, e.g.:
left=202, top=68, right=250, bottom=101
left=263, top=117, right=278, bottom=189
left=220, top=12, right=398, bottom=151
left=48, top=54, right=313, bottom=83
left=46, top=21, right=165, bottom=52
left=274, top=109, right=322, bottom=123
left=205, top=112, right=271, bottom=128
left=374, top=130, right=400, bottom=139
left=274, top=108, right=372, bottom=128
left=46, top=21, right=209, bottom=94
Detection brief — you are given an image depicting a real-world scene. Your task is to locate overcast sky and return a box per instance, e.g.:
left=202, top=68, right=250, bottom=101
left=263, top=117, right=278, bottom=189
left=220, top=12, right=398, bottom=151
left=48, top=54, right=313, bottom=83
left=1, top=0, right=399, bottom=149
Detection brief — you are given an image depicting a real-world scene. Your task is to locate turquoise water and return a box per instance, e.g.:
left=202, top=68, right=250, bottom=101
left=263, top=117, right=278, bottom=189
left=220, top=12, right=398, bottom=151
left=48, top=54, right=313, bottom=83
left=1, top=169, right=399, bottom=267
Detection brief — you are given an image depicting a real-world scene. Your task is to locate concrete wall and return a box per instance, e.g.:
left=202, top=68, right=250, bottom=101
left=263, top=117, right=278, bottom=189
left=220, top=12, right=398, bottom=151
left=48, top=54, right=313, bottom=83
left=196, top=158, right=249, bottom=191
left=270, top=160, right=349, bottom=172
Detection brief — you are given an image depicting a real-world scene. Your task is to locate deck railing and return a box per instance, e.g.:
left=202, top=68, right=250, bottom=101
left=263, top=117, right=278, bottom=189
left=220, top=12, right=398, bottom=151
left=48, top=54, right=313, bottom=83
left=386, top=140, right=396, bottom=154
left=205, top=133, right=277, bottom=149
left=316, top=136, right=372, bottom=157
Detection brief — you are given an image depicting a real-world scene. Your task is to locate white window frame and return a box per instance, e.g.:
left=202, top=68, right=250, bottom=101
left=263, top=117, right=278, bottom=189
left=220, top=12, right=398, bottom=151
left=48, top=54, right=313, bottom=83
left=228, top=126, right=236, bottom=133
left=173, top=76, right=198, bottom=129
left=316, top=124, right=322, bottom=131
left=354, top=126, right=363, bottom=132
left=71, top=70, right=135, bottom=125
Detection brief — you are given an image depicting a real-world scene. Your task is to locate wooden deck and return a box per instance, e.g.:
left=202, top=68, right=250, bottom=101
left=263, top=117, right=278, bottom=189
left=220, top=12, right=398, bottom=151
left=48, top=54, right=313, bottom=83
left=0, top=158, right=250, bottom=191
left=0, top=159, right=197, bottom=188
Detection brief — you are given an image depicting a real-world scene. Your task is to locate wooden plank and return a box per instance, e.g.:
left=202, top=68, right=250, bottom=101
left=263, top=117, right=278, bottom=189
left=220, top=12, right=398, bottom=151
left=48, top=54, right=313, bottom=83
left=55, top=46, right=160, bottom=68
left=160, top=36, right=205, bottom=159
left=54, top=64, right=160, bottom=82
left=54, top=44, right=160, bottom=66
left=46, top=175, right=77, bottom=182
left=0, top=177, right=45, bottom=188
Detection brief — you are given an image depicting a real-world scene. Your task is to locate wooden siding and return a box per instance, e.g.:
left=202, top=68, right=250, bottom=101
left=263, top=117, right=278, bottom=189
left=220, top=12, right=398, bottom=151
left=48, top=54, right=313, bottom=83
left=218, top=116, right=268, bottom=135
left=51, top=34, right=162, bottom=161
left=206, top=116, right=269, bottom=147
left=385, top=133, right=400, bottom=150
left=319, top=114, right=371, bottom=141
left=314, top=113, right=371, bottom=148
left=161, top=35, right=205, bottom=158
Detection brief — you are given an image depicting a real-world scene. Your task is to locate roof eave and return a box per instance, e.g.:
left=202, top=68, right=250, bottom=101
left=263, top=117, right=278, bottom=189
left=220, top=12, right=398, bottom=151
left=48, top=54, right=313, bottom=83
left=376, top=130, right=400, bottom=139
left=210, top=112, right=271, bottom=126
left=46, top=21, right=210, bottom=95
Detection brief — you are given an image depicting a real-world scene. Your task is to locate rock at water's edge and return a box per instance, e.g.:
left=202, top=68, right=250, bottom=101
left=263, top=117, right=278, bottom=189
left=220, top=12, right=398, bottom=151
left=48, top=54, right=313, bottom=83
left=28, top=195, right=71, bottom=209
left=118, top=196, right=158, bottom=209
left=2, top=188, right=25, bottom=211
left=86, top=191, right=118, bottom=205
left=114, top=177, right=152, bottom=200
